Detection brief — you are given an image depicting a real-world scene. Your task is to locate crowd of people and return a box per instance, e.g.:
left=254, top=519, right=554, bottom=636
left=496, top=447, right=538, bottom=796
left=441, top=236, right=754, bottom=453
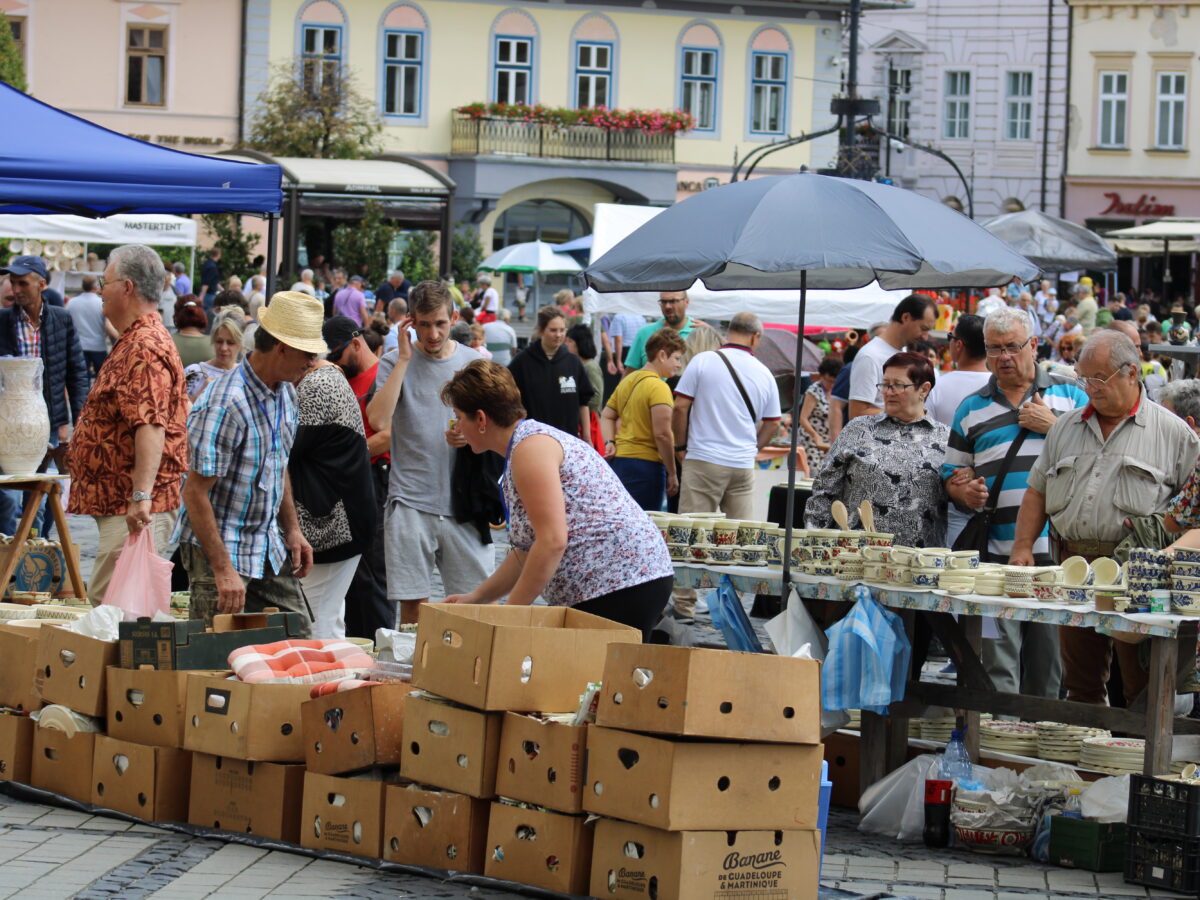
left=8, top=238, right=1200, bottom=709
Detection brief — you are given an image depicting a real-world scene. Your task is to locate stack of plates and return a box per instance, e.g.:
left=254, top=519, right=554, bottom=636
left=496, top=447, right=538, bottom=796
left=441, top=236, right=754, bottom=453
left=0, top=602, right=36, bottom=621
left=980, top=720, right=1039, bottom=756
left=1003, top=566, right=1037, bottom=598
left=1034, top=722, right=1111, bottom=763
left=845, top=709, right=862, bottom=730
left=1079, top=736, right=1146, bottom=774
left=918, top=713, right=993, bottom=743
left=938, top=572, right=976, bottom=594
left=974, top=569, right=1006, bottom=596
left=31, top=604, right=87, bottom=621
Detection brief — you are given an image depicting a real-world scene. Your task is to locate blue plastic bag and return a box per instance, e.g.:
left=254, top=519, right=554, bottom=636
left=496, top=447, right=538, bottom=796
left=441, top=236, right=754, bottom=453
left=709, top=576, right=765, bottom=653
left=822, top=584, right=911, bottom=714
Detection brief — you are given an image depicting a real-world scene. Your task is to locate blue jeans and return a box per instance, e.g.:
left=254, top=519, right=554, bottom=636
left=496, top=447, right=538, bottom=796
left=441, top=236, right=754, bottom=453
left=608, top=456, right=666, bottom=511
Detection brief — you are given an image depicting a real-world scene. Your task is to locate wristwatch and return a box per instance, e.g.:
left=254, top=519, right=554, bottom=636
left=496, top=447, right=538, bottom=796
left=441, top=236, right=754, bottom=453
left=130, top=491, right=152, bottom=503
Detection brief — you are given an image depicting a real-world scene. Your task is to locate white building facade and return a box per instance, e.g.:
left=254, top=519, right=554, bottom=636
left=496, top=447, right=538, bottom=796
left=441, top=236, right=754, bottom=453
left=854, top=0, right=1070, bottom=220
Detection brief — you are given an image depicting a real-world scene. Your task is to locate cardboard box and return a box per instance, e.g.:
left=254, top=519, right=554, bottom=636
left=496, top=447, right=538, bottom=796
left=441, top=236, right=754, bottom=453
left=0, top=714, right=33, bottom=783
left=1050, top=817, right=1127, bottom=872
left=107, top=667, right=227, bottom=748
left=589, top=818, right=820, bottom=900
left=596, top=644, right=822, bottom=744
left=91, top=735, right=191, bottom=822
left=383, top=785, right=490, bottom=873
left=187, top=752, right=304, bottom=842
left=823, top=731, right=861, bottom=809
left=302, top=684, right=407, bottom=775
left=0, top=624, right=43, bottom=712
left=183, top=675, right=311, bottom=762
left=35, top=626, right=118, bottom=717
left=495, top=713, right=587, bottom=813
left=485, top=801, right=593, bottom=895
left=300, top=771, right=388, bottom=858
left=31, top=728, right=96, bottom=801
left=584, top=725, right=823, bottom=831
left=400, top=693, right=502, bottom=798
left=118, top=610, right=308, bottom=670
left=410, top=604, right=639, bottom=712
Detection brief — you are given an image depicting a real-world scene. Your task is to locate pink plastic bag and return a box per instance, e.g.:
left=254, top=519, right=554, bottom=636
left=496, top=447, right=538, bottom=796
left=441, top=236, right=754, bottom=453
left=104, top=527, right=173, bottom=621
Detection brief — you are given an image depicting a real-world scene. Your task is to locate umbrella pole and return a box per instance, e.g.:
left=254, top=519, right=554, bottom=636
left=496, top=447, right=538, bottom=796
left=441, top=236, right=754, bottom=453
left=780, top=270, right=808, bottom=609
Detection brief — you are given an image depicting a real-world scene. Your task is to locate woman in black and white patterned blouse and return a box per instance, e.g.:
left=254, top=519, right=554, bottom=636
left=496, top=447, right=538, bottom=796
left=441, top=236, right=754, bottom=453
left=805, top=351, right=949, bottom=548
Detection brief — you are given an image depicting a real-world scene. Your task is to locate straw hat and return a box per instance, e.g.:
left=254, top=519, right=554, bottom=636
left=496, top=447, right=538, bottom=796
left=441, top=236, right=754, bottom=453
left=257, top=291, right=328, bottom=354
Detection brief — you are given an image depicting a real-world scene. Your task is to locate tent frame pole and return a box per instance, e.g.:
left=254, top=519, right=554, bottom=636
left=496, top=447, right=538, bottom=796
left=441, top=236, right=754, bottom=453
left=265, top=213, right=278, bottom=300
left=780, top=269, right=807, bottom=607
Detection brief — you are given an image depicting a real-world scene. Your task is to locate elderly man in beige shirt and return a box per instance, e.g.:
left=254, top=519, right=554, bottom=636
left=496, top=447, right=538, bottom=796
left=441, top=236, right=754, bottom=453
left=1011, top=331, right=1198, bottom=704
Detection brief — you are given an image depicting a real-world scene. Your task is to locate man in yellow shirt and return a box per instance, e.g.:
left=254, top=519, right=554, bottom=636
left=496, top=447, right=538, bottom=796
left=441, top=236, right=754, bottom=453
left=600, top=329, right=686, bottom=510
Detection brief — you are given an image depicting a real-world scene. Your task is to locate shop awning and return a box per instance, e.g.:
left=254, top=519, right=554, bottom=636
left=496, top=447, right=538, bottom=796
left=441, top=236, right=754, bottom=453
left=221, top=152, right=454, bottom=198
left=0, top=213, right=197, bottom=247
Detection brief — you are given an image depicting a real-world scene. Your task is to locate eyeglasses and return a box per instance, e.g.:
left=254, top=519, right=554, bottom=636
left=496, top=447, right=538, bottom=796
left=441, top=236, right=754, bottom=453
left=877, top=382, right=918, bottom=393
left=984, top=337, right=1032, bottom=357
left=658, top=298, right=685, bottom=307
left=1074, top=365, right=1131, bottom=391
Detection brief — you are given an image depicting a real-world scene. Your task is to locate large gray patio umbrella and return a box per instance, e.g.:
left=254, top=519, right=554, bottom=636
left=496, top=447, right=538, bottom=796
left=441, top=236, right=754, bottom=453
left=584, top=173, right=1039, bottom=600
left=982, top=209, right=1117, bottom=274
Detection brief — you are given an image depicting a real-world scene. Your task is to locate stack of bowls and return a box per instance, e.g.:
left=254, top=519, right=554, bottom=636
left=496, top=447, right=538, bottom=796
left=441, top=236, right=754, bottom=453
left=835, top=551, right=865, bottom=582
left=1170, top=547, right=1200, bottom=614
left=1058, top=555, right=1098, bottom=605
left=910, top=548, right=950, bottom=589
left=1002, top=565, right=1038, bottom=598
left=1127, top=547, right=1171, bottom=605
left=1035, top=722, right=1111, bottom=763
left=974, top=565, right=1006, bottom=596
left=980, top=720, right=1039, bottom=756
left=1031, top=566, right=1063, bottom=602
left=938, top=569, right=977, bottom=595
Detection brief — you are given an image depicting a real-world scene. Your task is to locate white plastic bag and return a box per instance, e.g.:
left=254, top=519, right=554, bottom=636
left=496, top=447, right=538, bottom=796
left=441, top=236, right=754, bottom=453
left=858, top=754, right=940, bottom=842
left=1081, top=775, right=1129, bottom=823
left=765, top=589, right=849, bottom=732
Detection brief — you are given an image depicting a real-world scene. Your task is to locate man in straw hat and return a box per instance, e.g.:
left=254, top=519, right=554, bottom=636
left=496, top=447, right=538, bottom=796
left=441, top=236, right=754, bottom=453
left=174, top=291, right=326, bottom=632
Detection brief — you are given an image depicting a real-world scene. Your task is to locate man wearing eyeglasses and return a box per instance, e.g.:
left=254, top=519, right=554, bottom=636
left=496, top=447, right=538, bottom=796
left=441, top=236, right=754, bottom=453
left=622, top=291, right=696, bottom=371
left=942, top=307, right=1089, bottom=699
left=1012, top=330, right=1198, bottom=706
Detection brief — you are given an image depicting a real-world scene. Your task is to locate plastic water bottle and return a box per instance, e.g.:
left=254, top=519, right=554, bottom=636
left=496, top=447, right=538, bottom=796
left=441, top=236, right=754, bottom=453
left=939, top=729, right=973, bottom=786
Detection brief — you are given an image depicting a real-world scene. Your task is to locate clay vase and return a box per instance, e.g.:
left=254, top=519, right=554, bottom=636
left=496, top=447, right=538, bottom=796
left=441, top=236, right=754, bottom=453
left=0, top=357, right=50, bottom=476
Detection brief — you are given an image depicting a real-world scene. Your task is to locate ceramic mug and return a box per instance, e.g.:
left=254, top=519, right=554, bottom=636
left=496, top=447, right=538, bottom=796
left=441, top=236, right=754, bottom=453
left=805, top=546, right=835, bottom=562
left=712, top=522, right=739, bottom=547
left=775, top=538, right=805, bottom=566
left=1173, top=547, right=1200, bottom=565
left=947, top=550, right=980, bottom=570
left=862, top=545, right=890, bottom=562
left=690, top=520, right=714, bottom=545
left=667, top=519, right=695, bottom=544
left=1060, top=556, right=1093, bottom=587
left=1092, top=557, right=1122, bottom=586
left=911, top=567, right=941, bottom=587
left=889, top=546, right=916, bottom=566
left=736, top=523, right=766, bottom=546
left=733, top=545, right=768, bottom=565
left=687, top=542, right=715, bottom=563
left=913, top=548, right=950, bottom=568
left=709, top=545, right=736, bottom=564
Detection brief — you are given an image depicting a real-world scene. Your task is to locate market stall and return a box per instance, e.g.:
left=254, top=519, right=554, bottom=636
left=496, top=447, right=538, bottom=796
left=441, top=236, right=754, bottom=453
left=674, top=560, right=1200, bottom=790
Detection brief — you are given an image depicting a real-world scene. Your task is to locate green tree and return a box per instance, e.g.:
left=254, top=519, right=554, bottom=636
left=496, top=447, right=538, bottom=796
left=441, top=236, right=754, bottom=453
left=0, top=12, right=26, bottom=92
left=399, top=230, right=438, bottom=285
left=331, top=201, right=394, bottom=287
left=247, top=60, right=382, bottom=159
left=199, top=214, right=259, bottom=288
left=449, top=224, right=487, bottom=283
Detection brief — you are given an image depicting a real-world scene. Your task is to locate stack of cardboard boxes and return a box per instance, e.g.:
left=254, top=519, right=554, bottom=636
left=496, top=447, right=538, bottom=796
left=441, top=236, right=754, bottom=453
left=398, top=604, right=640, bottom=893
left=585, top=643, right=825, bottom=899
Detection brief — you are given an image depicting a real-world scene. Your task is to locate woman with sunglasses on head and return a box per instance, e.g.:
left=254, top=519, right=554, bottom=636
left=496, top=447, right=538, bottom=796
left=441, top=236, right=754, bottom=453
left=806, top=351, right=950, bottom=548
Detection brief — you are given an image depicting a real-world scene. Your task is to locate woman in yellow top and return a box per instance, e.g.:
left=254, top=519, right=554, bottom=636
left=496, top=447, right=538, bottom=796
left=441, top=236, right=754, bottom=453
left=600, top=328, right=686, bottom=510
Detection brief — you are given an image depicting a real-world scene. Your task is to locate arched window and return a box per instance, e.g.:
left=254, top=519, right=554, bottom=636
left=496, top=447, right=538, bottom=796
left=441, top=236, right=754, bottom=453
left=571, top=15, right=618, bottom=109
left=491, top=9, right=538, bottom=105
left=677, top=21, right=721, bottom=133
left=380, top=3, right=427, bottom=120
left=748, top=26, right=791, bottom=136
left=492, top=199, right=589, bottom=250
left=297, top=0, right=347, bottom=96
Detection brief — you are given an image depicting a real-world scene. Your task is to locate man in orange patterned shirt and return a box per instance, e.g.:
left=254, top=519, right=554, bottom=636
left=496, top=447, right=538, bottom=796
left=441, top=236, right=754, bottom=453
left=68, top=244, right=189, bottom=605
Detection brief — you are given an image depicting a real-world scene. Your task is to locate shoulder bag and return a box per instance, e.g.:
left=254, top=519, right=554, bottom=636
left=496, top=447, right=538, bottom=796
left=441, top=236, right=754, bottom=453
left=713, top=350, right=757, bottom=423
left=952, top=428, right=1029, bottom=560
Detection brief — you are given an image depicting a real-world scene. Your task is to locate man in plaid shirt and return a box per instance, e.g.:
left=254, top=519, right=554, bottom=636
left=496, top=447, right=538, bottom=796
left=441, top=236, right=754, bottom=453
left=175, top=292, right=328, bottom=633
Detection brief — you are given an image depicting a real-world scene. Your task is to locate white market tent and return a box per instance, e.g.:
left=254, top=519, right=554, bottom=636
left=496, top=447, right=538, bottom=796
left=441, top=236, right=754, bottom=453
left=580, top=202, right=907, bottom=328
left=0, top=213, right=198, bottom=247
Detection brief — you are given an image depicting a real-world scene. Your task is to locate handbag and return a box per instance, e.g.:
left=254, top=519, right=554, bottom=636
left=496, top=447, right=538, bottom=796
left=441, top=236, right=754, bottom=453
left=713, top=350, right=758, bottom=423
left=952, top=427, right=1029, bottom=560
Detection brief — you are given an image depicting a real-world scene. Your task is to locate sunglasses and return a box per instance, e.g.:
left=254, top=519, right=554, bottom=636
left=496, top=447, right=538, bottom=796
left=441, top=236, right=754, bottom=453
left=329, top=331, right=361, bottom=358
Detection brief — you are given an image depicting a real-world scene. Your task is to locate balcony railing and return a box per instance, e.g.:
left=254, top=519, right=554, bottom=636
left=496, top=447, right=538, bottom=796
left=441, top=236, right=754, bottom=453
left=450, top=113, right=675, bottom=164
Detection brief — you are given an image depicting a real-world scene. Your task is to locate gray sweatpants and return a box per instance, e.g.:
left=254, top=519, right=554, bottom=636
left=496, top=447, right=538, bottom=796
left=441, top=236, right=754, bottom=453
left=982, top=619, right=1062, bottom=699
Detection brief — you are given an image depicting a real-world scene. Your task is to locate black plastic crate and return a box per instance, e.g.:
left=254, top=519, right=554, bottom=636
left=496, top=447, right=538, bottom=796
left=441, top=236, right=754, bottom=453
left=1129, top=774, right=1200, bottom=837
left=1125, top=824, right=1200, bottom=894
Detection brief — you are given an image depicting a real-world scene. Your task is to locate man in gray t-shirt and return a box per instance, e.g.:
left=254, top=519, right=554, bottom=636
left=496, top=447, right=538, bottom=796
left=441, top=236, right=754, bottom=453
left=368, top=283, right=491, bottom=625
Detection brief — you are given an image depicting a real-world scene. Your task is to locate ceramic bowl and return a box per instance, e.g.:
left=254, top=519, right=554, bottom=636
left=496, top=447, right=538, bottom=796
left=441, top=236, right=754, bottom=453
left=1092, top=557, right=1122, bottom=586
left=1060, top=556, right=1094, bottom=586
left=974, top=579, right=1005, bottom=596
left=889, top=546, right=917, bottom=566
left=686, top=542, right=716, bottom=563
left=1172, top=576, right=1200, bottom=593
left=947, top=551, right=981, bottom=570
left=1032, top=583, right=1058, bottom=601
left=1132, top=547, right=1173, bottom=566
left=708, top=545, right=736, bottom=564
left=808, top=563, right=837, bottom=578
left=911, top=567, right=942, bottom=587
left=1033, top=567, right=1063, bottom=584
left=862, top=545, right=890, bottom=562
left=667, top=542, right=688, bottom=561
left=1174, top=547, right=1200, bottom=565
left=1172, top=560, right=1200, bottom=580
left=803, top=546, right=835, bottom=563
left=1060, top=584, right=1094, bottom=605
left=1172, top=590, right=1200, bottom=611
left=863, top=562, right=886, bottom=582
left=733, top=545, right=768, bottom=566
left=863, top=532, right=894, bottom=547
left=938, top=579, right=975, bottom=596
left=1127, top=590, right=1153, bottom=605
left=1127, top=575, right=1167, bottom=591
left=914, top=548, right=951, bottom=568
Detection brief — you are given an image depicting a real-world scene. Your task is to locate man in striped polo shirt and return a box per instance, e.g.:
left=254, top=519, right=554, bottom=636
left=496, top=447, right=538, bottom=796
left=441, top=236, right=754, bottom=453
left=942, top=307, right=1089, bottom=698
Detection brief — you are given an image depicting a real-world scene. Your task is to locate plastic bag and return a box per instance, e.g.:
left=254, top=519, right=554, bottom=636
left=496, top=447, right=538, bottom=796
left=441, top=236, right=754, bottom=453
left=823, top=585, right=911, bottom=714
left=765, top=589, right=849, bottom=732
left=858, top=754, right=939, bottom=842
left=103, top=527, right=172, bottom=622
left=1081, top=775, right=1130, bottom=823
left=709, top=575, right=764, bottom=653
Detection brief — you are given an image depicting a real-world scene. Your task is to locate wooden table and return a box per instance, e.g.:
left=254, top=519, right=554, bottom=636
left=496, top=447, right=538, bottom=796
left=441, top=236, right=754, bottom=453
left=0, top=474, right=87, bottom=602
left=674, top=562, right=1199, bottom=790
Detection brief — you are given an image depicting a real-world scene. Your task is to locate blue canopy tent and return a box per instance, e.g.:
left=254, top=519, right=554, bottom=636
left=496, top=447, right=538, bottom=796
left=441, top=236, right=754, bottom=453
left=0, top=82, right=283, bottom=288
